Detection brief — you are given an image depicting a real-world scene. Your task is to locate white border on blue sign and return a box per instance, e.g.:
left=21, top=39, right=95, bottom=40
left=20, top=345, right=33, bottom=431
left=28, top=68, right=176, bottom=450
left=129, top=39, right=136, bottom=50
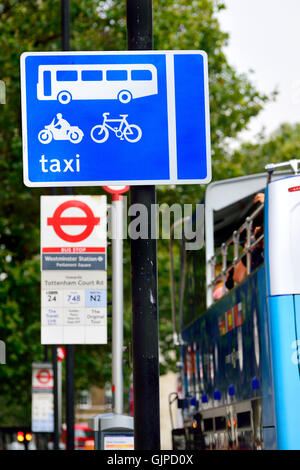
left=20, top=50, right=211, bottom=187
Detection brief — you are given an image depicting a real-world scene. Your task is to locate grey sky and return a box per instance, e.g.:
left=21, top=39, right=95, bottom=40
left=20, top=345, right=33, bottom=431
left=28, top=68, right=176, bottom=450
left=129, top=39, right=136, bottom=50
left=218, top=0, right=300, bottom=142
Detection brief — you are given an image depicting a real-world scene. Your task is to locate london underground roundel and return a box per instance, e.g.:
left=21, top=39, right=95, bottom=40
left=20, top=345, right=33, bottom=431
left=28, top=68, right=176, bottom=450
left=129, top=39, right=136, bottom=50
left=47, top=200, right=100, bottom=243
left=41, top=195, right=107, bottom=250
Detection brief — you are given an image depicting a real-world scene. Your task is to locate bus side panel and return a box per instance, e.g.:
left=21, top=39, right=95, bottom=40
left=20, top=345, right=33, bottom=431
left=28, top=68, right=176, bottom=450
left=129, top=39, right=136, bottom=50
left=181, top=267, right=277, bottom=448
left=256, top=267, right=276, bottom=448
left=182, top=268, right=269, bottom=404
left=293, top=295, right=300, bottom=364
left=268, top=295, right=300, bottom=450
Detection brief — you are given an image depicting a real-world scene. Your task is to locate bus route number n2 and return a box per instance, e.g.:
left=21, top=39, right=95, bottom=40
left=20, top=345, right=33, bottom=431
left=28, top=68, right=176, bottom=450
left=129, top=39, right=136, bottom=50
left=87, top=290, right=106, bottom=308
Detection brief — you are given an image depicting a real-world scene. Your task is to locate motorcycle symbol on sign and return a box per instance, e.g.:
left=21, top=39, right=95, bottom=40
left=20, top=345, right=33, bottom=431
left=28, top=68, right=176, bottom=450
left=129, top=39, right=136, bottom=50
left=38, top=113, right=84, bottom=144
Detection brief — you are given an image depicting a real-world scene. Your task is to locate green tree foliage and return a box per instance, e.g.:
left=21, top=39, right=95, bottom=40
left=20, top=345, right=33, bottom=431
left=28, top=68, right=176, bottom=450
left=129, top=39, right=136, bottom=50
left=0, top=0, right=269, bottom=424
left=220, top=123, right=300, bottom=178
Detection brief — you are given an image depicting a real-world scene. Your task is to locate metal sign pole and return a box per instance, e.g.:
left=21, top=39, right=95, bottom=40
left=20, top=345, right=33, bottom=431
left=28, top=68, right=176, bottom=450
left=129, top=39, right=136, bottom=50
left=103, top=185, right=129, bottom=415
left=111, top=194, right=124, bottom=415
left=127, top=0, right=161, bottom=450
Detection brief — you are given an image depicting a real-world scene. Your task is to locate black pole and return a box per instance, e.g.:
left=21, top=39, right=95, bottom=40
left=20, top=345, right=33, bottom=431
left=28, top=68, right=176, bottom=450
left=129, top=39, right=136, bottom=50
left=52, top=346, right=60, bottom=450
left=44, top=345, right=48, bottom=362
left=66, top=345, right=75, bottom=450
left=61, top=0, right=70, bottom=51
left=61, top=0, right=75, bottom=450
left=127, top=0, right=161, bottom=450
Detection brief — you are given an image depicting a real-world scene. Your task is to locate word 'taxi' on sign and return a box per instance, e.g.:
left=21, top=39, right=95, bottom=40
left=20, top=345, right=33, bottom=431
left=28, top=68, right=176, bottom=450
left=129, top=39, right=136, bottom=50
left=40, top=195, right=107, bottom=345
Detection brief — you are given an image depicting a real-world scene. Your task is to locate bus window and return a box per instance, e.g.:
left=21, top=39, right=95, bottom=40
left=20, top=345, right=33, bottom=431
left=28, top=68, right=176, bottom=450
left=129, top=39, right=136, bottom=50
left=237, top=411, right=251, bottom=429
left=203, top=418, right=213, bottom=432
left=215, top=416, right=226, bottom=431
left=43, top=71, right=51, bottom=96
left=106, top=70, right=128, bottom=81
left=56, top=70, right=78, bottom=81
left=208, top=198, right=265, bottom=305
left=131, top=69, right=152, bottom=81
left=82, top=70, right=103, bottom=81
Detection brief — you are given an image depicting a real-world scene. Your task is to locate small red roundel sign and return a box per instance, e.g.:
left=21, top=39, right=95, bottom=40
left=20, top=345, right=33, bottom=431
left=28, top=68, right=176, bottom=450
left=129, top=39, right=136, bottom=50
left=47, top=200, right=100, bottom=243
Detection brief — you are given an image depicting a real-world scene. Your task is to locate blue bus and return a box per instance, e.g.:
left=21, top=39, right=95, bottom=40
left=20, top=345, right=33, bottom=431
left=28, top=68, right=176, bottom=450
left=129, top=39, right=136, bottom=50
left=170, top=160, right=300, bottom=450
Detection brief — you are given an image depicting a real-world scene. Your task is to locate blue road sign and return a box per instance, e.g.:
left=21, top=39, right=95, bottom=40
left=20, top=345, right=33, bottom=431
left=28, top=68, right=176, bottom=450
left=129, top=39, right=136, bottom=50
left=20, top=51, right=211, bottom=187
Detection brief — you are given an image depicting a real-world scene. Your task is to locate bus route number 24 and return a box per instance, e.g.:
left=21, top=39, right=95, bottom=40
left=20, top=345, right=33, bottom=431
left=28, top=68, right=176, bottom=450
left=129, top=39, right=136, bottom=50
left=47, top=292, right=58, bottom=303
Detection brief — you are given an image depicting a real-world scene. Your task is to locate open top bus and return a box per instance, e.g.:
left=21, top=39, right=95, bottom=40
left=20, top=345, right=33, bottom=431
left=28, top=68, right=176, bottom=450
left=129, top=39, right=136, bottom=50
left=170, top=160, right=300, bottom=450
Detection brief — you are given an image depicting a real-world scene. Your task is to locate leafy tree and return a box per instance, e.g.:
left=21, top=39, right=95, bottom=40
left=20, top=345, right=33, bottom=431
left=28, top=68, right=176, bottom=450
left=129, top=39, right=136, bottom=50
left=220, top=123, right=300, bottom=178
left=0, top=0, right=270, bottom=424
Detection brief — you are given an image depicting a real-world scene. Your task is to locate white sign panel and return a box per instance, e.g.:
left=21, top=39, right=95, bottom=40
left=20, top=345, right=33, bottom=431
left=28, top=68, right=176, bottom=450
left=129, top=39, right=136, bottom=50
left=32, top=364, right=54, bottom=390
left=41, top=195, right=107, bottom=255
left=32, top=393, right=54, bottom=433
left=41, top=196, right=107, bottom=344
left=104, top=434, right=134, bottom=450
left=32, top=362, right=54, bottom=433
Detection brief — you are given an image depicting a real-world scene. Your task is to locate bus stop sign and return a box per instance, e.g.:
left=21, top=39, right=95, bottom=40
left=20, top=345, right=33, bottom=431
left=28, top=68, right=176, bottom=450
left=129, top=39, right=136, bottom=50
left=21, top=51, right=211, bottom=187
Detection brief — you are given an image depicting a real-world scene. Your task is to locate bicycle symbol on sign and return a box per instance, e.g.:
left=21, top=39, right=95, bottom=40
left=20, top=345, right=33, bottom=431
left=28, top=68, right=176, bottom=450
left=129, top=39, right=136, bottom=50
left=90, top=113, right=142, bottom=143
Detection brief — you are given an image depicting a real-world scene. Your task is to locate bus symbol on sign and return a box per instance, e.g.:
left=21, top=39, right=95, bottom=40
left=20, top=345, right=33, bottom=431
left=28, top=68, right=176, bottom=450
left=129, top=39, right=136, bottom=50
left=37, top=64, right=158, bottom=105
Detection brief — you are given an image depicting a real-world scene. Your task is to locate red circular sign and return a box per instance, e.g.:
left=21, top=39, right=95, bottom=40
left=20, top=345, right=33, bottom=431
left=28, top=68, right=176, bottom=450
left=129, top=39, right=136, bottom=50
left=47, top=200, right=100, bottom=243
left=102, top=185, right=130, bottom=195
left=57, top=346, right=66, bottom=362
left=36, top=369, right=53, bottom=384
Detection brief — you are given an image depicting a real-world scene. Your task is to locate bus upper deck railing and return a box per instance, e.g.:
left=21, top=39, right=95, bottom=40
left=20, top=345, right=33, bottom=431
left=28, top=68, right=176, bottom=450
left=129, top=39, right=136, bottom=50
left=208, top=203, right=264, bottom=300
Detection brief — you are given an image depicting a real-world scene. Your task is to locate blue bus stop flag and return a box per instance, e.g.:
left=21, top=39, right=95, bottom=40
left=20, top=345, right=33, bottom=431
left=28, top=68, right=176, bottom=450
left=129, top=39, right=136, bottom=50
left=21, top=51, right=211, bottom=187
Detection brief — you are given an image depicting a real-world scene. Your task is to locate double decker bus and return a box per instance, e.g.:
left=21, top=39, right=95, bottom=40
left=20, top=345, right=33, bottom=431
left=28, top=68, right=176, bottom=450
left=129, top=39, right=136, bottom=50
left=170, top=160, right=300, bottom=450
